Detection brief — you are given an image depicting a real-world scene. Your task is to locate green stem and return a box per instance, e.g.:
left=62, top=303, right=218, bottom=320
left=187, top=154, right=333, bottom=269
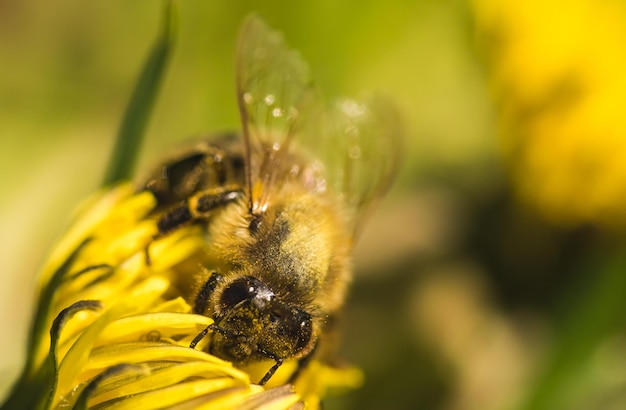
left=102, top=0, right=177, bottom=186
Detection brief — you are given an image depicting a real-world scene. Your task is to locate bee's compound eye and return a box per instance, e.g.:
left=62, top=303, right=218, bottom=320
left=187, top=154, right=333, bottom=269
left=220, top=276, right=273, bottom=310
left=292, top=308, right=313, bottom=352
left=220, top=278, right=255, bottom=308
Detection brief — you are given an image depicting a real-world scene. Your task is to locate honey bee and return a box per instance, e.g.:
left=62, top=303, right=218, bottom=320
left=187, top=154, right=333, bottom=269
left=143, top=15, right=402, bottom=385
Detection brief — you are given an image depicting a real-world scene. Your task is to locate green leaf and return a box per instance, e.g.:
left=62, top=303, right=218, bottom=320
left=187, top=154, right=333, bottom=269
left=44, top=300, right=103, bottom=410
left=102, top=0, right=177, bottom=186
left=72, top=364, right=148, bottom=410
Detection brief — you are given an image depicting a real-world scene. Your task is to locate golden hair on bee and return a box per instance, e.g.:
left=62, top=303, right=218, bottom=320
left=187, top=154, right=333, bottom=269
left=204, top=181, right=353, bottom=312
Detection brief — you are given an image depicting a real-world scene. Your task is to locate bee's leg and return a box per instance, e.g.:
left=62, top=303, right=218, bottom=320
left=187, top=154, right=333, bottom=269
left=189, top=324, right=213, bottom=349
left=187, top=272, right=225, bottom=348
left=156, top=201, right=194, bottom=235
left=145, top=187, right=243, bottom=265
left=157, top=187, right=243, bottom=236
left=190, top=323, right=236, bottom=349
left=257, top=348, right=284, bottom=386
left=189, top=272, right=225, bottom=349
left=145, top=202, right=193, bottom=265
left=193, top=271, right=224, bottom=314
left=288, top=341, right=318, bottom=384
left=189, top=187, right=243, bottom=218
left=155, top=187, right=243, bottom=235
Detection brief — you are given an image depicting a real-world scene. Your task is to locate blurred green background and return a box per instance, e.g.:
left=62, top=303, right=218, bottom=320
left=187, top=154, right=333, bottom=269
left=3, top=0, right=626, bottom=409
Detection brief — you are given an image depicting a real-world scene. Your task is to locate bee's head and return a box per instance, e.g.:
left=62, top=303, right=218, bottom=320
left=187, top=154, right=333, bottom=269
left=210, top=276, right=314, bottom=364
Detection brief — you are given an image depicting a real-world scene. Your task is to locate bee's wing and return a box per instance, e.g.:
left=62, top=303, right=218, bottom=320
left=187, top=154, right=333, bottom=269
left=318, top=96, right=404, bottom=237
left=235, top=15, right=319, bottom=214
left=236, top=15, right=403, bottom=231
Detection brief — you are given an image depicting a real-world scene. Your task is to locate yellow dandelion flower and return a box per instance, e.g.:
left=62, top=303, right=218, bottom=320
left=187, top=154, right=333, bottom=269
left=473, top=0, right=626, bottom=228
left=2, top=183, right=362, bottom=410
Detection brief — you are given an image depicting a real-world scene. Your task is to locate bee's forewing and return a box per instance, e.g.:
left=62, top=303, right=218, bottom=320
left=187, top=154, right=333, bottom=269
left=235, top=16, right=403, bottom=231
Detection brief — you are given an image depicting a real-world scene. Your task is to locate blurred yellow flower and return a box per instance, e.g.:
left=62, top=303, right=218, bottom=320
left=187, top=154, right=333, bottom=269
left=473, top=0, right=626, bottom=228
left=2, top=183, right=361, bottom=410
